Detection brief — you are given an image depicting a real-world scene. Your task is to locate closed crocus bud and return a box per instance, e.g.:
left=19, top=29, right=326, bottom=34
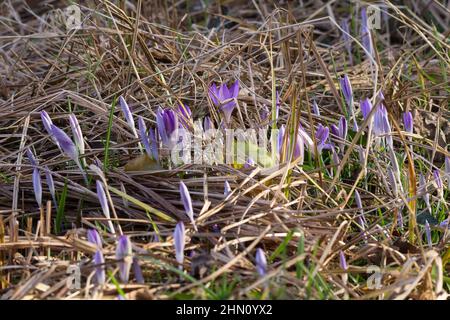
left=32, top=167, right=42, bottom=208
left=69, top=114, right=85, bottom=155
left=148, top=127, right=159, bottom=161
left=338, top=117, right=348, bottom=141
left=339, top=250, right=348, bottom=271
left=312, top=100, right=320, bottom=117
left=173, top=221, right=186, bottom=268
left=26, top=148, right=37, bottom=166
left=180, top=181, right=197, bottom=231
left=40, top=110, right=53, bottom=136
left=224, top=180, right=231, bottom=196
left=87, top=229, right=103, bottom=249
left=96, top=180, right=115, bottom=234
left=115, top=235, right=132, bottom=283
left=315, top=124, right=330, bottom=155
left=119, top=96, right=138, bottom=138
left=44, top=166, right=57, bottom=210
left=94, top=250, right=105, bottom=285
left=340, top=75, right=353, bottom=107
left=360, top=98, right=372, bottom=121
left=277, top=125, right=285, bottom=155
left=255, top=248, right=267, bottom=276
left=138, top=116, right=153, bottom=159
left=132, top=257, right=145, bottom=284
left=361, top=7, right=373, bottom=58
left=50, top=124, right=78, bottom=161
left=403, top=111, right=413, bottom=134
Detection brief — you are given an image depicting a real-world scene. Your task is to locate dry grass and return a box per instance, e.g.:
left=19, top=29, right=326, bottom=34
left=0, top=0, right=449, bottom=300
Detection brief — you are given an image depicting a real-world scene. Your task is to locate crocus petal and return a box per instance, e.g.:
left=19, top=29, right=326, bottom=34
left=138, top=116, right=152, bottom=158
left=96, top=180, right=115, bottom=234
left=403, top=112, right=413, bottom=134
left=69, top=114, right=84, bottom=155
left=433, top=170, right=443, bottom=190
left=203, top=116, right=214, bottom=131
left=173, top=221, right=185, bottom=266
left=87, top=229, right=103, bottom=249
left=208, top=83, right=219, bottom=106
left=33, top=167, right=42, bottom=207
left=340, top=75, right=353, bottom=107
left=312, top=100, right=320, bottom=117
left=132, top=257, right=145, bottom=284
left=50, top=124, right=78, bottom=160
left=44, top=166, right=56, bottom=209
left=360, top=98, right=372, bottom=120
left=255, top=248, right=267, bottom=276
left=224, top=180, right=231, bottom=196
left=40, top=111, right=54, bottom=136
left=94, top=250, right=105, bottom=285
left=339, top=251, right=348, bottom=270
left=115, top=235, right=132, bottom=283
left=338, top=117, right=348, bottom=141
left=180, top=181, right=196, bottom=230
left=148, top=127, right=159, bottom=161
left=26, top=148, right=37, bottom=166
left=119, top=96, right=137, bottom=138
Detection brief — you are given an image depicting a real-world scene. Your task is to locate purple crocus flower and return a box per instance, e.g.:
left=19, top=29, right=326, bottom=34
left=361, top=7, right=374, bottom=58
left=339, top=251, right=348, bottom=271
left=33, top=167, right=42, bottom=207
left=255, top=248, right=267, bottom=277
left=41, top=111, right=53, bottom=135
left=93, top=250, right=105, bottom=285
left=315, top=124, right=331, bottom=155
left=341, top=19, right=353, bottom=65
left=338, top=117, right=348, bottom=142
left=132, top=257, right=145, bottom=284
left=403, top=112, right=413, bottom=134
left=69, top=114, right=85, bottom=155
left=340, top=75, right=353, bottom=107
left=96, top=180, right=115, bottom=234
left=360, top=98, right=372, bottom=121
left=50, top=124, right=79, bottom=162
left=119, top=96, right=138, bottom=138
left=156, top=107, right=179, bottom=149
left=116, top=235, right=132, bottom=283
left=224, top=180, right=231, bottom=196
left=138, top=116, right=153, bottom=159
left=44, top=166, right=57, bottom=210
left=277, top=125, right=285, bottom=155
left=180, top=181, right=197, bottom=231
left=425, top=220, right=432, bottom=248
left=87, top=229, right=103, bottom=249
left=173, top=221, right=185, bottom=267
left=209, top=81, right=239, bottom=124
